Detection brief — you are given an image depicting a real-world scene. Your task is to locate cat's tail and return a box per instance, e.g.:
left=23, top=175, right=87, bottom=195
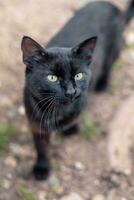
left=124, top=0, right=134, bottom=24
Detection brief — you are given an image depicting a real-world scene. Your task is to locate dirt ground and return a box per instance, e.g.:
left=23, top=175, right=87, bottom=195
left=0, top=0, right=134, bottom=200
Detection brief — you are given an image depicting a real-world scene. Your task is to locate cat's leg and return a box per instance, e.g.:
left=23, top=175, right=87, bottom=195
left=61, top=123, right=79, bottom=137
left=94, top=67, right=111, bottom=92
left=32, top=132, right=51, bottom=181
left=94, top=54, right=114, bottom=92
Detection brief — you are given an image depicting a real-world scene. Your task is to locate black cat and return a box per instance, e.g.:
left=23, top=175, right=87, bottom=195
left=21, top=0, right=134, bottom=180
left=22, top=36, right=97, bottom=180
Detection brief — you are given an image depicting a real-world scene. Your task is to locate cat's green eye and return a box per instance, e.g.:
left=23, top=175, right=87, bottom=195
left=75, top=73, right=83, bottom=81
left=47, top=75, right=58, bottom=82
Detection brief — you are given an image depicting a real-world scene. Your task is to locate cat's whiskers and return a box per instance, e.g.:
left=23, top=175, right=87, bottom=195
left=54, top=100, right=60, bottom=131
left=45, top=98, right=56, bottom=133
left=45, top=99, right=55, bottom=132
left=52, top=100, right=58, bottom=130
left=30, top=92, right=66, bottom=133
left=27, top=86, right=55, bottom=100
left=30, top=95, right=54, bottom=123
left=39, top=97, right=54, bottom=135
left=51, top=101, right=58, bottom=131
left=39, top=92, right=56, bottom=95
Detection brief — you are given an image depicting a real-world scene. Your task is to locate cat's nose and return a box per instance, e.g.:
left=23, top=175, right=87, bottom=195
left=65, top=88, right=76, bottom=100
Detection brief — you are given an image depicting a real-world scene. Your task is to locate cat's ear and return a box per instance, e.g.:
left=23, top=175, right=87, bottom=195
left=72, top=36, right=97, bottom=62
left=21, top=36, right=46, bottom=64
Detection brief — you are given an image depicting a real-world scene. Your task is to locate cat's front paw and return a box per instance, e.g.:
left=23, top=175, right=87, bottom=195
left=33, top=162, right=50, bottom=181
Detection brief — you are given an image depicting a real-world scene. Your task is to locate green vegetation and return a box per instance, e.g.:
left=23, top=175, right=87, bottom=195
left=113, top=57, right=125, bottom=71
left=48, top=185, right=60, bottom=196
left=52, top=160, right=61, bottom=171
left=111, top=81, right=120, bottom=92
left=0, top=122, right=14, bottom=150
left=16, top=185, right=37, bottom=200
left=126, top=43, right=134, bottom=50
left=81, top=114, right=97, bottom=139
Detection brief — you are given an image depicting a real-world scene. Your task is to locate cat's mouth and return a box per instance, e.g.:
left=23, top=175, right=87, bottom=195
left=60, top=95, right=81, bottom=105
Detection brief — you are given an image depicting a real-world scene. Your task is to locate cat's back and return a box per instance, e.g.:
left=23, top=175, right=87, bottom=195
left=47, top=1, right=123, bottom=48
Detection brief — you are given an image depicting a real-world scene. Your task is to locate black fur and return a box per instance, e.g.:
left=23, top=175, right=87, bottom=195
left=125, top=0, right=134, bottom=24
left=22, top=36, right=97, bottom=180
left=47, top=0, right=134, bottom=91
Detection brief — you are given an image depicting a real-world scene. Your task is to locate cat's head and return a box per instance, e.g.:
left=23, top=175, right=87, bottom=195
left=21, top=36, right=97, bottom=104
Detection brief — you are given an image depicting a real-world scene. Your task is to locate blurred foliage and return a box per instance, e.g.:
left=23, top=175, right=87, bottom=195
left=126, top=43, right=134, bottom=50
left=0, top=122, right=14, bottom=150
left=113, top=57, right=125, bottom=71
left=52, top=160, right=61, bottom=171
left=48, top=185, right=61, bottom=198
left=111, top=81, right=120, bottom=92
left=16, top=185, right=37, bottom=200
left=81, top=114, right=97, bottom=139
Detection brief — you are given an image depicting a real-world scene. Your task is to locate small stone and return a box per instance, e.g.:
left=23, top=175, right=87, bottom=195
left=49, top=174, right=60, bottom=186
left=92, top=194, right=106, bottom=200
left=0, top=96, right=12, bottom=107
left=94, top=179, right=100, bottom=186
left=5, top=156, right=17, bottom=168
left=126, top=32, right=134, bottom=44
left=48, top=174, right=63, bottom=195
left=38, top=191, right=46, bottom=200
left=21, top=125, right=28, bottom=133
left=74, top=162, right=85, bottom=170
left=18, top=105, right=25, bottom=115
left=9, top=143, right=30, bottom=157
left=111, top=174, right=119, bottom=185
left=124, top=168, right=131, bottom=176
left=2, top=179, right=11, bottom=189
left=9, top=143, right=20, bottom=155
left=61, top=192, right=83, bottom=200
left=107, top=190, right=116, bottom=200
left=6, top=173, right=12, bottom=179
left=6, top=110, right=16, bottom=119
